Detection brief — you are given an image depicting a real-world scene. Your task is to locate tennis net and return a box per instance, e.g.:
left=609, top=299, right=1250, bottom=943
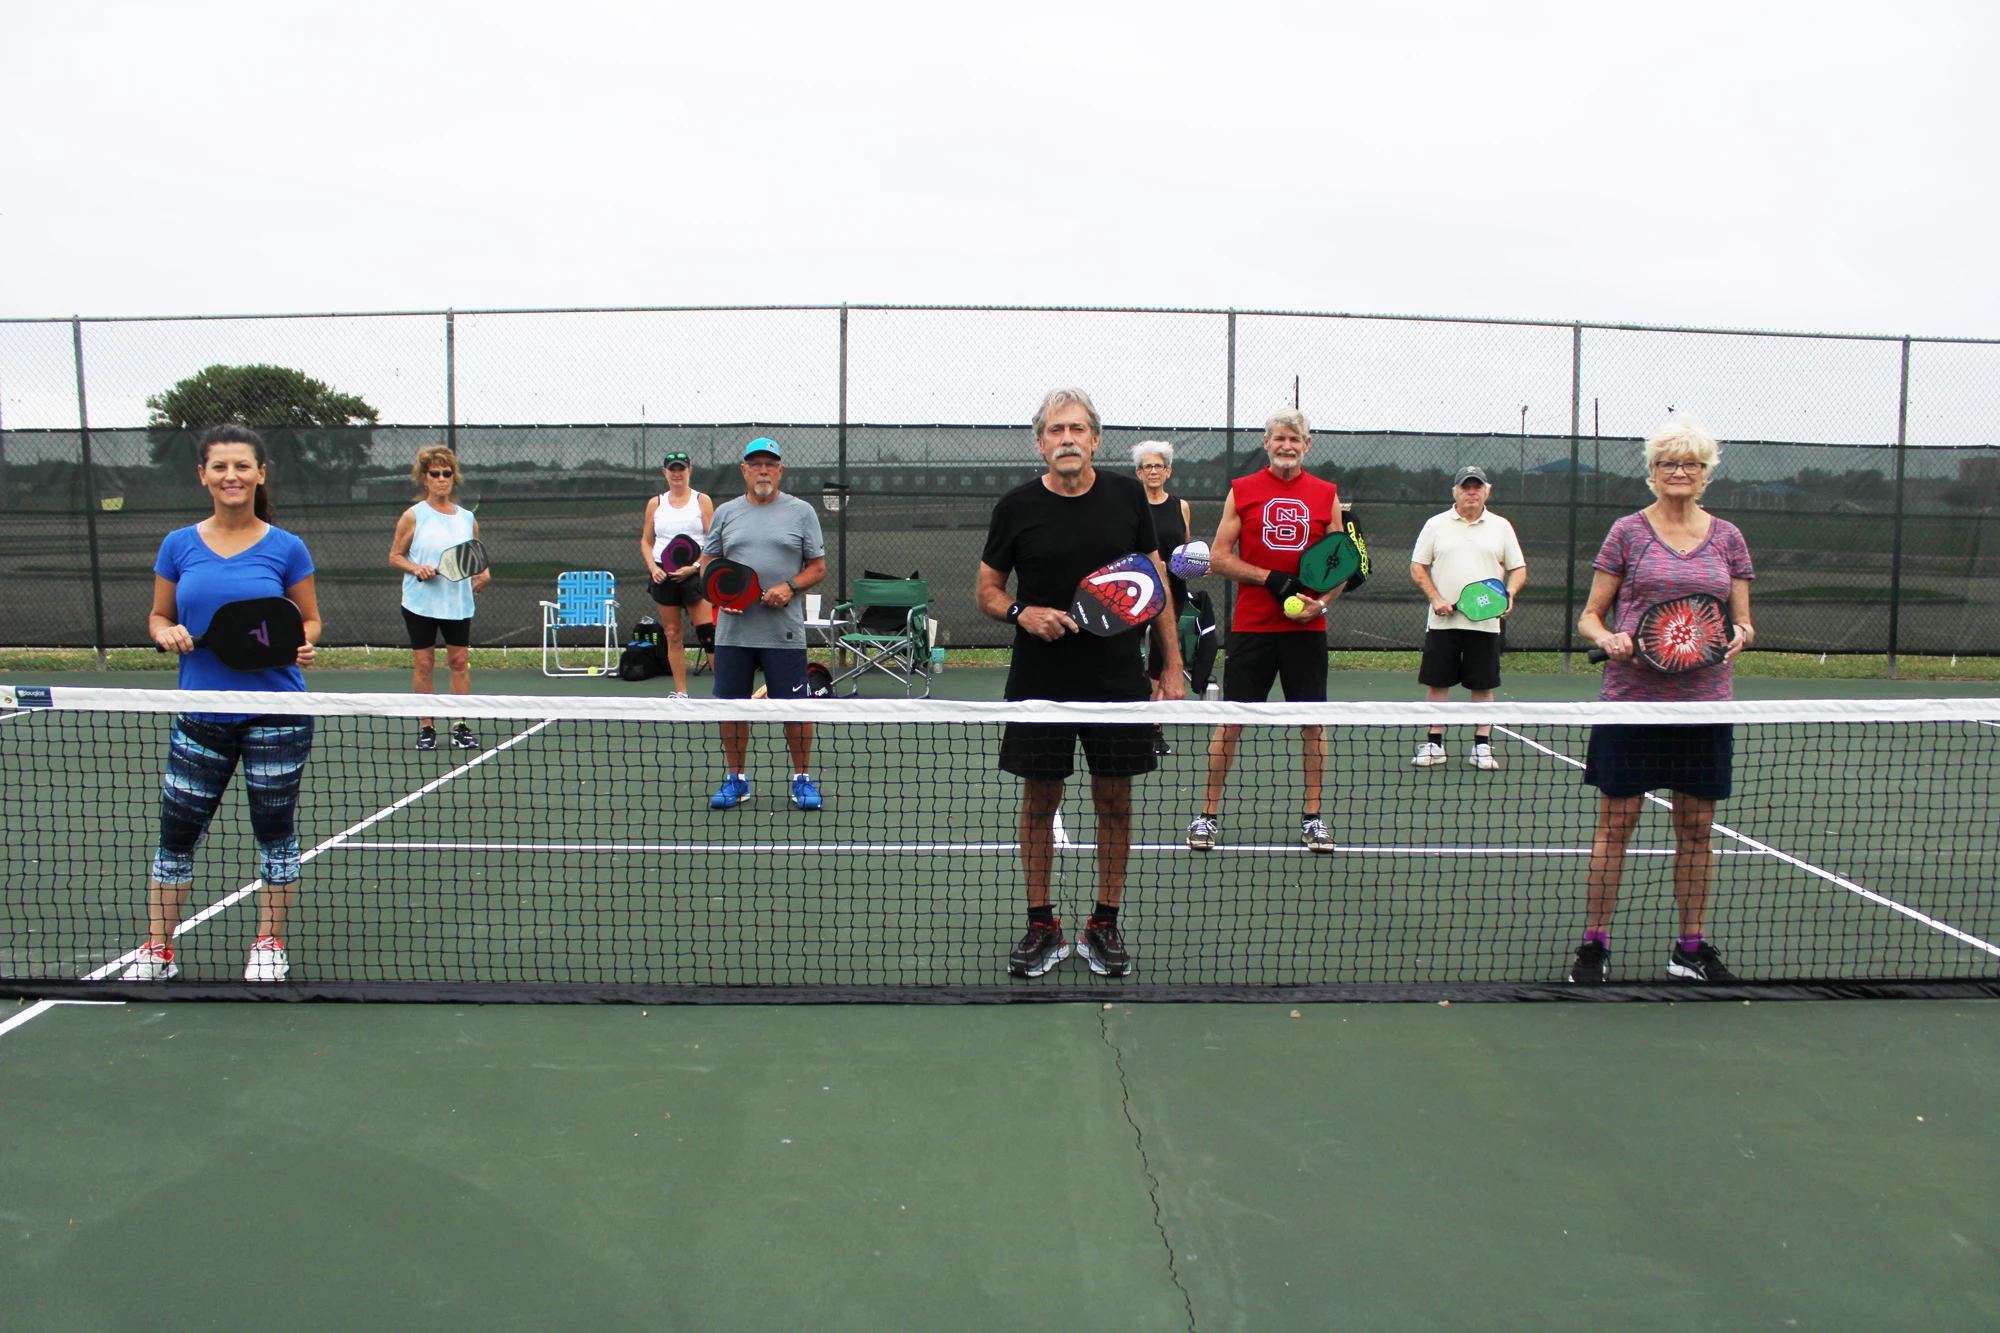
left=4, top=686, right=1997, bottom=1001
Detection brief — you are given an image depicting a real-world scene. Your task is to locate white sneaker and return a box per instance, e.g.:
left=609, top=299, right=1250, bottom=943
left=1186, top=814, right=1219, bottom=850
left=121, top=941, right=179, bottom=981
left=1300, top=817, right=1335, bottom=853
left=1469, top=742, right=1499, bottom=771
left=669, top=691, right=690, bottom=699
left=1412, top=742, right=1447, bottom=767
left=245, top=935, right=289, bottom=982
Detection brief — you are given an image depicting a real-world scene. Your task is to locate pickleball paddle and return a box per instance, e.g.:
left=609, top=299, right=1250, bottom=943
left=1587, top=593, right=1734, bottom=672
left=1455, top=578, right=1509, bottom=622
left=156, top=596, right=306, bottom=671
left=702, top=558, right=764, bottom=613
left=436, top=539, right=488, bottom=582
left=1070, top=553, right=1168, bottom=637
left=664, top=533, right=702, bottom=572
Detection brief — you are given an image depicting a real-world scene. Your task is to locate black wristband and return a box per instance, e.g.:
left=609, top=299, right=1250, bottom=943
left=1265, top=571, right=1307, bottom=604
left=1006, top=602, right=1023, bottom=624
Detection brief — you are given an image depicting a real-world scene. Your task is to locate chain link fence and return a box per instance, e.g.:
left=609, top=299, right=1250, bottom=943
left=3, top=307, right=1996, bottom=660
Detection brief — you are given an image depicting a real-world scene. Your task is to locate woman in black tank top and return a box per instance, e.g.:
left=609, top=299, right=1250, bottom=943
left=1135, top=442, right=1193, bottom=752
left=1133, top=441, right=1191, bottom=610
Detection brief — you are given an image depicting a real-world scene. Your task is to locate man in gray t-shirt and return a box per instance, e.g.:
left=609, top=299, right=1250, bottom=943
left=701, top=437, right=828, bottom=811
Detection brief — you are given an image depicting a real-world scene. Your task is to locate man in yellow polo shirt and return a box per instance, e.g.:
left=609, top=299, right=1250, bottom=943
left=1408, top=465, right=1527, bottom=769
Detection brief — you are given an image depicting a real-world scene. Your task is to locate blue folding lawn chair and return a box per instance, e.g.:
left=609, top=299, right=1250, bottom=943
left=540, top=571, right=620, bottom=676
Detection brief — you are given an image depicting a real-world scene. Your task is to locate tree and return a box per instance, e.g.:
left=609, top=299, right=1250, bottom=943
left=146, top=363, right=380, bottom=473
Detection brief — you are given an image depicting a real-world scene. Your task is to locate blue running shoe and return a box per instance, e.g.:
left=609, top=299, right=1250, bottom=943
left=791, top=773, right=823, bottom=811
left=710, top=774, right=750, bottom=809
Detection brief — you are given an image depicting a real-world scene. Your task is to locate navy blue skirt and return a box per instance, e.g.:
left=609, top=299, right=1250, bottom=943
left=1583, top=723, right=1733, bottom=800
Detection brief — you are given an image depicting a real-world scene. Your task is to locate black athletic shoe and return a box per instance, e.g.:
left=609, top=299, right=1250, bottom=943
left=1007, top=920, right=1070, bottom=978
left=1078, top=919, right=1131, bottom=977
left=1568, top=941, right=1610, bottom=984
left=1668, top=941, right=1736, bottom=982
left=414, top=725, right=438, bottom=752
left=450, top=723, right=481, bottom=751
left=1152, top=725, right=1172, bottom=756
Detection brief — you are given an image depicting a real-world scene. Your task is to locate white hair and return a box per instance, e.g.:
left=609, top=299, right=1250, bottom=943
left=1032, top=387, right=1101, bottom=438
left=1644, top=420, right=1721, bottom=497
left=1265, top=410, right=1311, bottom=439
left=1131, top=440, right=1174, bottom=467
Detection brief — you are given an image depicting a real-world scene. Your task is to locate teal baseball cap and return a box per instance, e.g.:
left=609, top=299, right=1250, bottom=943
left=741, top=437, right=782, bottom=461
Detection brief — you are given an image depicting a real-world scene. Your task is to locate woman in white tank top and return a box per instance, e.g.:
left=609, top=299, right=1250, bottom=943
left=639, top=450, right=715, bottom=696
left=389, top=444, right=488, bottom=749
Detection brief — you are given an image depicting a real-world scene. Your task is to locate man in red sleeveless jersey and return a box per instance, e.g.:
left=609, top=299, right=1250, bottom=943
left=1187, top=410, right=1343, bottom=853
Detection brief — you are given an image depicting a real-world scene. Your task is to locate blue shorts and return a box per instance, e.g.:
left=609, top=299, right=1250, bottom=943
left=153, top=714, right=315, bottom=885
left=712, top=646, right=810, bottom=700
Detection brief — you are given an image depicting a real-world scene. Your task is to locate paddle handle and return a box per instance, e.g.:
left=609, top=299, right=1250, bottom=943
left=1585, top=647, right=1609, bottom=664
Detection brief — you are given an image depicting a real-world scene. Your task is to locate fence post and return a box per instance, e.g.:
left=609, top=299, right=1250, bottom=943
left=1223, top=310, right=1237, bottom=635
left=837, top=304, right=849, bottom=601
left=445, top=309, right=457, bottom=456
left=1562, top=323, right=1582, bottom=671
left=71, top=317, right=109, bottom=668
left=1887, top=336, right=1911, bottom=678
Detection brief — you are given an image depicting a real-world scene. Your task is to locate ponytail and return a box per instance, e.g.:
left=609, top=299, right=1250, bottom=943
left=196, top=424, right=274, bottom=522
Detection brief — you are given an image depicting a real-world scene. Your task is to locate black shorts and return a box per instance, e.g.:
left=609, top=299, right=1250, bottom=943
left=1223, top=630, right=1326, bottom=703
left=648, top=574, right=707, bottom=609
left=998, top=723, right=1157, bottom=782
left=1418, top=628, right=1503, bottom=690
left=1584, top=724, right=1734, bottom=801
left=712, top=645, right=809, bottom=700
left=402, top=608, right=472, bottom=649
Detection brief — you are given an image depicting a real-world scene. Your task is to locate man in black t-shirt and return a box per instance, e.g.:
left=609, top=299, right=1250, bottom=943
left=976, top=387, right=1185, bottom=980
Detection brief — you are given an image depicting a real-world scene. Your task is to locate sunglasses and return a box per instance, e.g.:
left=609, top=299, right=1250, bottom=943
left=427, top=468, right=454, bottom=478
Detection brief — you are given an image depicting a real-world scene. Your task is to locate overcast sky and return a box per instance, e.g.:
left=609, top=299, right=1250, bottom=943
left=5, top=0, right=1996, bottom=337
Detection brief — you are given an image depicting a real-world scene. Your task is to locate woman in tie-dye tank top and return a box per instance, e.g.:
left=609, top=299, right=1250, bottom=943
left=1569, top=421, right=1755, bottom=987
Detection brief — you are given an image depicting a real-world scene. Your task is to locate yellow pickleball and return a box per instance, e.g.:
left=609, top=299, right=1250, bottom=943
left=1283, top=595, right=1307, bottom=617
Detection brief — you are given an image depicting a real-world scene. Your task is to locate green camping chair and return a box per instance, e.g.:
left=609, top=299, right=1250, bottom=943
left=830, top=578, right=931, bottom=697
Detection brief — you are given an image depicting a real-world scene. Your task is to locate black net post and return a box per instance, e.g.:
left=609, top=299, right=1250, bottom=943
left=1888, top=335, right=1911, bottom=678
left=1223, top=309, right=1237, bottom=638
left=69, top=317, right=108, bottom=669
left=1562, top=322, right=1582, bottom=671
left=837, top=303, right=849, bottom=601
left=445, top=309, right=457, bottom=457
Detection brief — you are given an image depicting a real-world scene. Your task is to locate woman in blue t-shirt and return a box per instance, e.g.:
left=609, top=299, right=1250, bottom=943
left=123, top=425, right=321, bottom=984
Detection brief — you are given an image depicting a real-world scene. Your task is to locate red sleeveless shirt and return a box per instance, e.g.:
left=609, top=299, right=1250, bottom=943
left=1230, top=467, right=1341, bottom=633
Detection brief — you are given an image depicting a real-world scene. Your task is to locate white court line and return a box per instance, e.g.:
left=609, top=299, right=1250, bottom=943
left=0, top=999, right=124, bottom=1041
left=68, top=717, right=561, bottom=985
left=1052, top=807, right=1070, bottom=847
left=1493, top=724, right=2000, bottom=960
left=330, top=838, right=1759, bottom=856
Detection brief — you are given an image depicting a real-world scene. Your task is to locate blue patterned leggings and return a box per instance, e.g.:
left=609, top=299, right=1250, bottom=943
left=152, top=715, right=315, bottom=886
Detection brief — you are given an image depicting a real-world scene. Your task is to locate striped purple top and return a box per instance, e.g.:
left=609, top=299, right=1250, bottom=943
left=1594, top=511, right=1754, bottom=702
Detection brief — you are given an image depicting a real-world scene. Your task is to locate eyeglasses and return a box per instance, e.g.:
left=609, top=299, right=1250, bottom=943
left=427, top=469, right=454, bottom=478
left=1653, top=461, right=1705, bottom=475
left=1135, top=462, right=1168, bottom=471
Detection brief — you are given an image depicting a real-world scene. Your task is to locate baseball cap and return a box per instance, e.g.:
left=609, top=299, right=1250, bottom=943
left=1453, top=465, right=1490, bottom=488
left=661, top=451, right=691, bottom=468
left=742, top=437, right=782, bottom=461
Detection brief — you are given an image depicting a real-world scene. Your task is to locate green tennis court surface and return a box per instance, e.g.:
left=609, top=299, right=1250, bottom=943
left=5, top=998, right=1997, bottom=1330
left=4, top=671, right=1998, bottom=1327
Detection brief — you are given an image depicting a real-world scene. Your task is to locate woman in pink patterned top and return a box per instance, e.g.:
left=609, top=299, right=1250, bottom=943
left=1570, top=421, right=1755, bottom=986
